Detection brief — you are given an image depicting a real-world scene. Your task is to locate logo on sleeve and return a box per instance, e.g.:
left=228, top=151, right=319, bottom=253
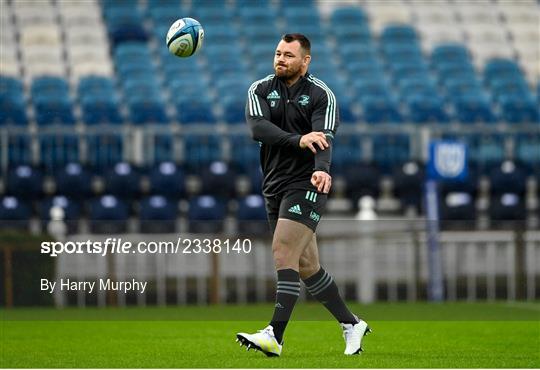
left=298, top=95, right=310, bottom=106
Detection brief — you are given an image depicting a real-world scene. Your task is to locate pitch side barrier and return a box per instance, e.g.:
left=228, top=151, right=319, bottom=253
left=47, top=219, right=540, bottom=307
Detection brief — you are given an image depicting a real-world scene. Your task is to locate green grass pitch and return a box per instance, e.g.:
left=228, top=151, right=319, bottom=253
left=1, top=302, right=539, bottom=368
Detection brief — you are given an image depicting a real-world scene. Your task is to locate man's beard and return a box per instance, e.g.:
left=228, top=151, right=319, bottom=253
left=275, top=64, right=301, bottom=80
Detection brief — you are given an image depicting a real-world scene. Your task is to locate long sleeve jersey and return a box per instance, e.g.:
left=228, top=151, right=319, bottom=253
left=245, top=73, right=339, bottom=197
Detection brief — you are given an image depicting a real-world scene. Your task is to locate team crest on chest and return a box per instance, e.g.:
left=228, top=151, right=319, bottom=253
left=298, top=95, right=310, bottom=106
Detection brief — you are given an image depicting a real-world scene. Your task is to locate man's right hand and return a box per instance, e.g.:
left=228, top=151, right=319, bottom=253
left=299, top=132, right=328, bottom=154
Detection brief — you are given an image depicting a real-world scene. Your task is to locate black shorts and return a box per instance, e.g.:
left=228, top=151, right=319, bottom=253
left=265, top=189, right=327, bottom=233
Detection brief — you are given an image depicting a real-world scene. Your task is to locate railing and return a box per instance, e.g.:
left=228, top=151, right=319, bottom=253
left=53, top=220, right=540, bottom=307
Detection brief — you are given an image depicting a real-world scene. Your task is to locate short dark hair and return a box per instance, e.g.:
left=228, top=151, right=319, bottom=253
left=282, top=33, right=311, bottom=55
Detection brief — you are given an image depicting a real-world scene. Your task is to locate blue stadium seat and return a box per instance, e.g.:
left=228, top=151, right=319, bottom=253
left=89, top=194, right=129, bottom=234
left=0, top=195, right=31, bottom=230
left=279, top=0, right=316, bottom=9
left=345, top=60, right=384, bottom=77
left=283, top=6, right=320, bottom=22
left=392, top=161, right=425, bottom=212
left=361, top=95, right=403, bottom=124
left=175, top=96, right=216, bottom=124
left=431, top=44, right=471, bottom=65
left=238, top=7, right=278, bottom=25
left=199, top=161, right=237, bottom=197
left=372, top=134, right=411, bottom=173
left=87, top=135, right=124, bottom=170
left=184, top=134, right=222, bottom=172
left=0, top=93, right=27, bottom=125
left=215, top=77, right=249, bottom=97
left=389, top=60, right=430, bottom=77
left=339, top=43, right=378, bottom=61
left=209, top=59, right=250, bottom=76
left=489, top=160, right=527, bottom=197
left=248, top=167, right=263, bottom=195
left=381, top=25, right=418, bottom=43
left=489, top=193, right=526, bottom=225
left=31, top=77, right=75, bottom=125
left=55, top=163, right=92, bottom=199
left=487, top=158, right=529, bottom=225
left=435, top=62, right=476, bottom=80
left=6, top=135, right=31, bottom=166
left=190, top=0, right=228, bottom=9
left=330, top=6, right=368, bottom=25
left=148, top=4, right=182, bottom=24
left=114, top=42, right=152, bottom=60
left=468, top=135, right=505, bottom=170
left=443, top=76, right=483, bottom=96
left=439, top=190, right=476, bottom=225
left=153, top=135, right=173, bottom=163
left=139, top=195, right=177, bottom=233
left=437, top=166, right=478, bottom=227
left=0, top=76, right=27, bottom=125
left=406, top=94, right=449, bottom=123
left=40, top=195, right=81, bottom=233
left=353, top=77, right=391, bottom=99
left=398, top=77, right=439, bottom=99
left=490, top=78, right=533, bottom=102
left=81, top=96, right=123, bottom=125
left=337, top=95, right=358, bottom=123
left=499, top=95, right=539, bottom=123
left=230, top=135, right=260, bottom=174
left=334, top=25, right=371, bottom=41
left=238, top=24, right=280, bottom=45
left=40, top=134, right=80, bottom=172
left=148, top=161, right=186, bottom=198
left=343, top=163, right=381, bottom=208
left=516, top=136, right=540, bottom=169
left=187, top=195, right=227, bottom=233
left=222, top=96, right=246, bottom=124
left=332, top=134, right=362, bottom=174
left=104, top=162, right=141, bottom=199
left=34, top=97, right=76, bottom=125
left=103, top=6, right=147, bottom=45
left=78, top=76, right=116, bottom=94
left=121, top=75, right=160, bottom=92
left=203, top=22, right=239, bottom=44
left=453, top=93, right=496, bottom=123
left=381, top=44, right=424, bottom=63
left=192, top=6, right=235, bottom=24
left=31, top=76, right=69, bottom=95
left=484, top=58, right=523, bottom=83
left=128, top=96, right=168, bottom=124
left=236, top=194, right=268, bottom=236
left=6, top=165, right=43, bottom=199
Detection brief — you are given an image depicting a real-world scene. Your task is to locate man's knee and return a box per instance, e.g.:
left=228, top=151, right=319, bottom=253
left=299, top=255, right=320, bottom=280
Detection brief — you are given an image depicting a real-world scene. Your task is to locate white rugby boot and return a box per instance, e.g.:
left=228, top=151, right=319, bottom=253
left=341, top=317, right=371, bottom=355
left=236, top=325, right=282, bottom=357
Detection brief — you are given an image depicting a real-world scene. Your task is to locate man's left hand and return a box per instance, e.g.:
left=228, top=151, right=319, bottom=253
left=311, top=171, right=332, bottom=194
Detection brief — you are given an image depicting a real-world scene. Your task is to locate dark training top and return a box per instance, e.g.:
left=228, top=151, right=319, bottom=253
left=245, top=73, right=339, bottom=197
